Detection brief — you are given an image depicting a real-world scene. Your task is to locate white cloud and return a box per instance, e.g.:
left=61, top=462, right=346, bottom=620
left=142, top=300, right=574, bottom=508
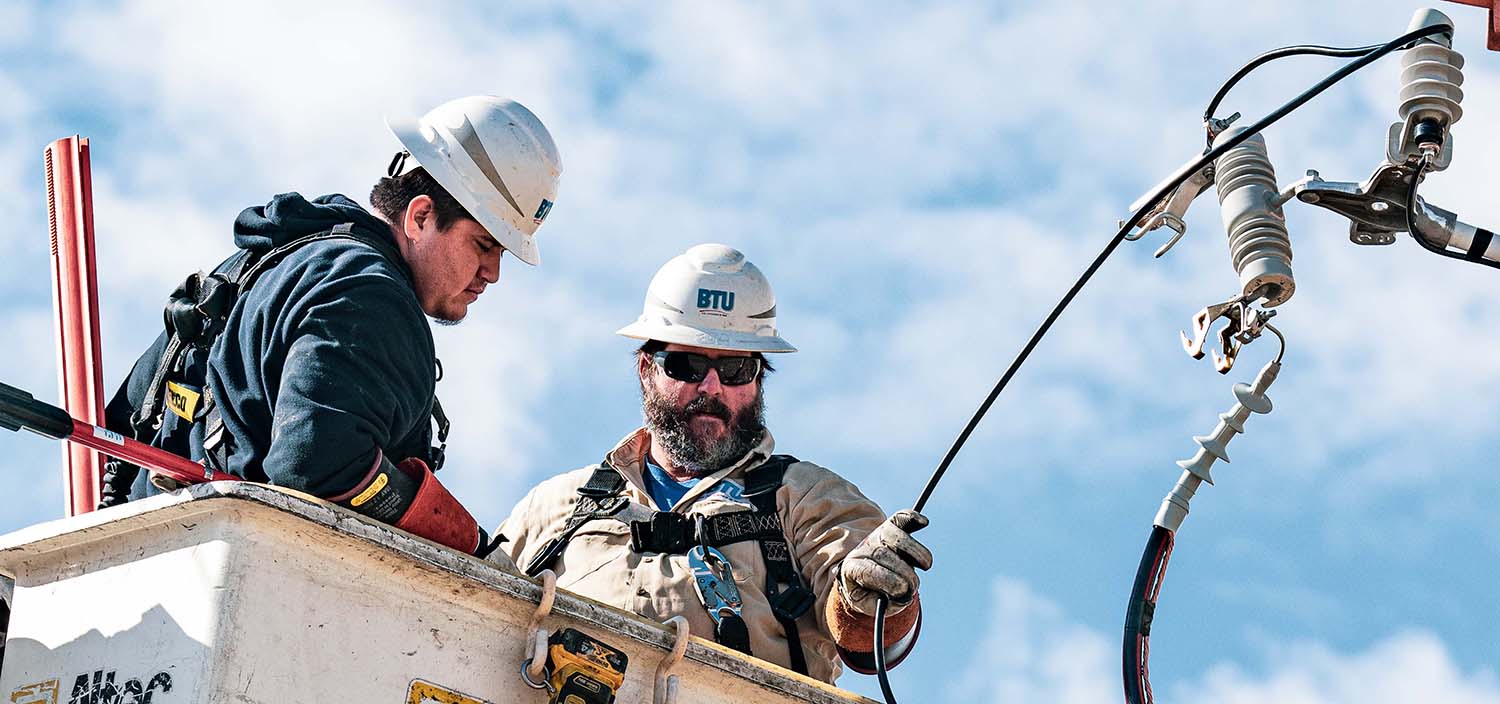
left=952, top=576, right=1118, bottom=704
left=1181, top=632, right=1500, bottom=704
left=51, top=0, right=575, bottom=199
left=954, top=576, right=1500, bottom=704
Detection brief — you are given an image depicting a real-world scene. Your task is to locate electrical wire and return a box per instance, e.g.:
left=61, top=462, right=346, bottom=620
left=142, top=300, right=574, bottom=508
left=1404, top=155, right=1500, bottom=271
left=1266, top=323, right=1287, bottom=364
left=869, top=19, right=1455, bottom=704
left=1122, top=525, right=1174, bottom=704
left=873, top=595, right=897, bottom=704
left=1204, top=42, right=1385, bottom=130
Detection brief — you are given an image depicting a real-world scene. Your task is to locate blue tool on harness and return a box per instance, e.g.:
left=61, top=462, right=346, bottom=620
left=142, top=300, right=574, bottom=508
left=688, top=545, right=753, bottom=655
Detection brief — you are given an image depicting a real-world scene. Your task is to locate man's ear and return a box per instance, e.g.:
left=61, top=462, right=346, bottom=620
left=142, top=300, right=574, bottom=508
left=402, top=195, right=436, bottom=243
left=636, top=352, right=655, bottom=382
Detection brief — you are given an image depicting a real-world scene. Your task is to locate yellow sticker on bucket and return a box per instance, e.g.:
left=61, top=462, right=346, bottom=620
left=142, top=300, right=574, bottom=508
left=406, top=679, right=491, bottom=704
left=9, top=679, right=60, bottom=704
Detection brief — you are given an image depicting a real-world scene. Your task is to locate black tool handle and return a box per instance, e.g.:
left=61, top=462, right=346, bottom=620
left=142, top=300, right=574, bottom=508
left=0, top=381, right=74, bottom=438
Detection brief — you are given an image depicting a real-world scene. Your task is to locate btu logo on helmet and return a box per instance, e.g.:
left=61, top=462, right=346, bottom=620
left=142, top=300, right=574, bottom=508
left=532, top=199, right=554, bottom=225
left=697, top=288, right=735, bottom=316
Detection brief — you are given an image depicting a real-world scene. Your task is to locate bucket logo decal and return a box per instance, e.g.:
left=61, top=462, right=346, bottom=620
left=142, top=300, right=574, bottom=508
left=697, top=288, right=735, bottom=315
left=64, top=670, right=171, bottom=704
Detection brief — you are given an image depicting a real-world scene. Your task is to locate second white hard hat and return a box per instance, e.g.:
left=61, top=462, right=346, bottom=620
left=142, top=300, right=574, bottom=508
left=617, top=244, right=797, bottom=353
left=386, top=95, right=562, bottom=266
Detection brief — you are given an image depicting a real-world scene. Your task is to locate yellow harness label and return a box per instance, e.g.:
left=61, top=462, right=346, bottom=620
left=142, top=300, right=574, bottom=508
left=350, top=472, right=389, bottom=507
left=406, top=680, right=490, bottom=704
left=165, top=382, right=201, bottom=422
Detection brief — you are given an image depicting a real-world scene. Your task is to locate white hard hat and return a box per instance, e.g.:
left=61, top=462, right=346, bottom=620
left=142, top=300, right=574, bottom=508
left=617, top=244, right=797, bottom=353
left=386, top=96, right=561, bottom=266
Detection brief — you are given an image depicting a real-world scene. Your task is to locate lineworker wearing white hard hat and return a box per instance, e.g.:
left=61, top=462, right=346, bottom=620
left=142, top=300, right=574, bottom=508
left=493, top=244, right=933, bottom=683
left=101, top=96, right=561, bottom=557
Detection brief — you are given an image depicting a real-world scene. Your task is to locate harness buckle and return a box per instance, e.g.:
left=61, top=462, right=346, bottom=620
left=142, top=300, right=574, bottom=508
left=629, top=512, right=695, bottom=554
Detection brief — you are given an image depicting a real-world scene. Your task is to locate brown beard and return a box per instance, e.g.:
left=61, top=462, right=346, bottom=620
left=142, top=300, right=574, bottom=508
left=641, top=382, right=766, bottom=476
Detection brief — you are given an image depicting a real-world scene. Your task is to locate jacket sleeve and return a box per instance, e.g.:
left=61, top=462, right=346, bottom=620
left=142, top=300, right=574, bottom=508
left=781, top=463, right=922, bottom=670
left=259, top=271, right=435, bottom=497
left=780, top=464, right=884, bottom=630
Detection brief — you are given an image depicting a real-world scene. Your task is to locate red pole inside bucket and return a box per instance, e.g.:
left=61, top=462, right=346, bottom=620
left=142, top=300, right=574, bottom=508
left=45, top=136, right=105, bottom=516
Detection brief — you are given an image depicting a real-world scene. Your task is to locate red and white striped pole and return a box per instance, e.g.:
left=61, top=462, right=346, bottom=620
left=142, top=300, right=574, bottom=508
left=45, top=136, right=105, bottom=516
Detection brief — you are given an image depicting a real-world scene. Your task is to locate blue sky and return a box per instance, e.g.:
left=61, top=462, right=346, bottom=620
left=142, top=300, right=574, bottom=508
left=1, top=2, right=1498, bottom=701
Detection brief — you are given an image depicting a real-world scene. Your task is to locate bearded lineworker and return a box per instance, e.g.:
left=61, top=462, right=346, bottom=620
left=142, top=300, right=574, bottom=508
left=98, top=96, right=562, bottom=556
left=493, top=244, right=932, bottom=682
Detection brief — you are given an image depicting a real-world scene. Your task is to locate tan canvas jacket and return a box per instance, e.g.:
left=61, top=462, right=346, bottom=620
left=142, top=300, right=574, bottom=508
left=493, top=427, right=889, bottom=683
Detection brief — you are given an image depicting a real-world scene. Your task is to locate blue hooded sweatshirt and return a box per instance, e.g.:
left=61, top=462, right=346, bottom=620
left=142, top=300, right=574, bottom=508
left=105, top=193, right=437, bottom=500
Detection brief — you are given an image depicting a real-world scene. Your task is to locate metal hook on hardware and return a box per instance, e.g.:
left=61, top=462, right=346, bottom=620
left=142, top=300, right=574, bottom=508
left=1180, top=299, right=1238, bottom=360
left=1121, top=160, right=1215, bottom=255
left=1180, top=296, right=1278, bottom=374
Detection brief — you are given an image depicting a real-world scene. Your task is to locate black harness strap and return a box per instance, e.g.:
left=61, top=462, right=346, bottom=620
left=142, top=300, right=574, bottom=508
left=628, top=506, right=785, bottom=555
left=523, top=464, right=630, bottom=577
left=131, top=249, right=255, bottom=440
left=743, top=455, right=814, bottom=676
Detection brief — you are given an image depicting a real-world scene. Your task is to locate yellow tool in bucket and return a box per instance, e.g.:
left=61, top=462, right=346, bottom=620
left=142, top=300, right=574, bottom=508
left=543, top=628, right=628, bottom=704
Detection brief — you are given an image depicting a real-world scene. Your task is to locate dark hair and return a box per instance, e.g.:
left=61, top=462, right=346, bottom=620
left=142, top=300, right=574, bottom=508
left=636, top=340, right=775, bottom=376
left=369, top=164, right=474, bottom=231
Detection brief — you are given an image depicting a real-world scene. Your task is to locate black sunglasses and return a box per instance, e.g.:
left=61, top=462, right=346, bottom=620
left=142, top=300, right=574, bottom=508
left=651, top=351, right=762, bottom=386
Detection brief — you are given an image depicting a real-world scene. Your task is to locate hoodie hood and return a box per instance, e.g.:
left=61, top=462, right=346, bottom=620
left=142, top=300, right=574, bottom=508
left=233, top=193, right=396, bottom=253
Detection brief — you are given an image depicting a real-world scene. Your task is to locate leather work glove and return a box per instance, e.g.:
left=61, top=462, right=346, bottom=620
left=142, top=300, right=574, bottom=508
left=837, top=510, right=932, bottom=616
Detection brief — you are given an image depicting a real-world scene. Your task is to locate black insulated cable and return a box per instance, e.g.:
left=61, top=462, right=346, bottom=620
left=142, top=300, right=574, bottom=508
left=1204, top=42, right=1385, bottom=130
left=874, top=595, right=897, bottom=704
left=870, top=19, right=1455, bottom=704
left=1122, top=526, right=1174, bottom=704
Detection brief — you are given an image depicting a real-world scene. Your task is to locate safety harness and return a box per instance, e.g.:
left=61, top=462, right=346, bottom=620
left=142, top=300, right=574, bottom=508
left=105, top=223, right=450, bottom=500
left=523, top=454, right=818, bottom=676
